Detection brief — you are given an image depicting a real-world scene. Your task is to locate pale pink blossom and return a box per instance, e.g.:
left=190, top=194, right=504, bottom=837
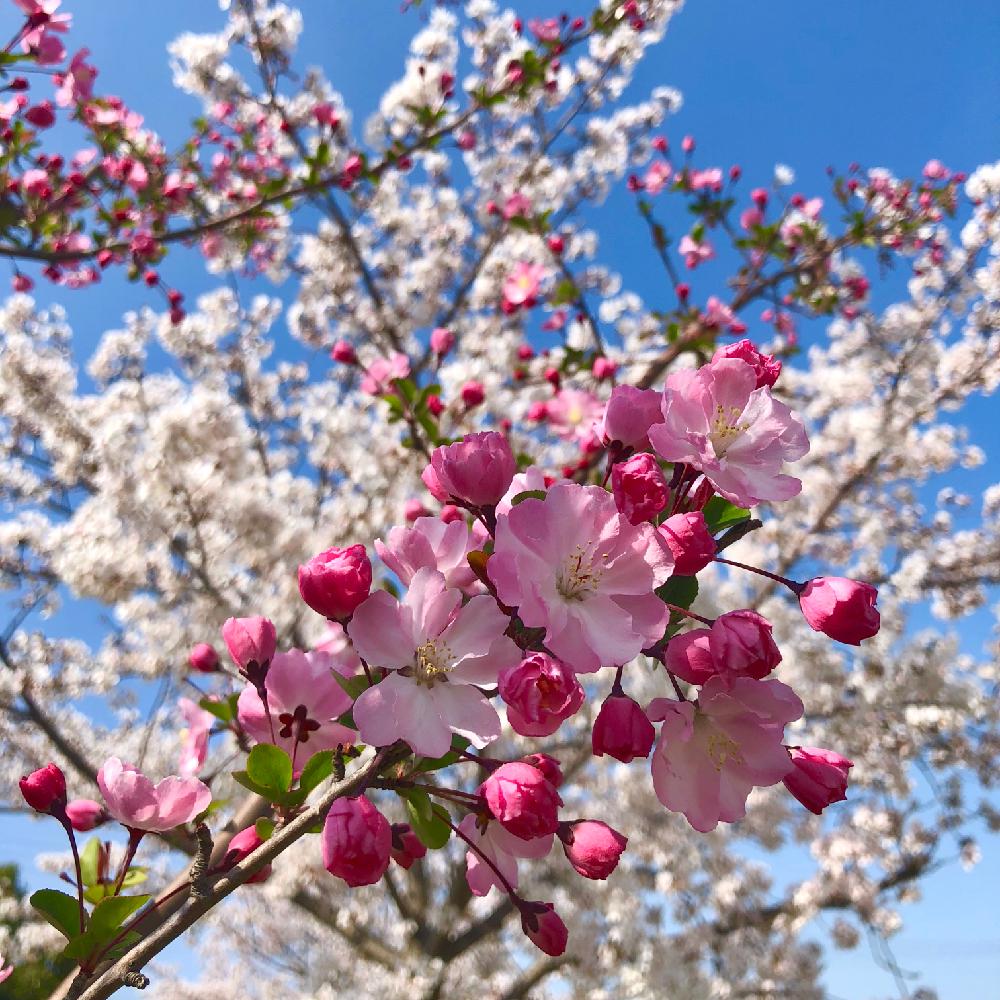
left=54, top=49, right=97, bottom=108
left=599, top=385, right=664, bottom=449
left=496, top=465, right=554, bottom=516
left=644, top=160, right=673, bottom=194
left=545, top=389, right=604, bottom=443
left=678, top=234, right=714, bottom=269
left=177, top=697, right=214, bottom=778
left=703, top=296, right=746, bottom=334
left=347, top=568, right=520, bottom=757
left=97, top=757, right=211, bottom=833
left=648, top=676, right=803, bottom=832
left=648, top=357, right=809, bottom=507
left=375, top=516, right=479, bottom=592
left=237, top=649, right=355, bottom=764
left=361, top=352, right=410, bottom=395
left=458, top=813, right=552, bottom=896
left=527, top=17, right=561, bottom=42
left=0, top=954, right=11, bottom=984
left=312, top=622, right=362, bottom=674
left=489, top=483, right=673, bottom=673
left=503, top=262, right=545, bottom=308
left=689, top=167, right=723, bottom=191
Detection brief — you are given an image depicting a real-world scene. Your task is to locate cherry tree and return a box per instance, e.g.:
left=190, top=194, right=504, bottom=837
left=1, top=1, right=998, bottom=999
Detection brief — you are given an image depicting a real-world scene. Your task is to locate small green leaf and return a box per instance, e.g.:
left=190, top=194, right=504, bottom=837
left=297, top=749, right=334, bottom=797
left=199, top=695, right=238, bottom=724
left=656, top=575, right=699, bottom=609
left=255, top=817, right=276, bottom=841
left=403, top=790, right=451, bottom=850
left=232, top=770, right=277, bottom=800
left=62, top=894, right=151, bottom=962
left=79, top=838, right=100, bottom=888
left=332, top=672, right=371, bottom=701
left=511, top=490, right=546, bottom=505
left=702, top=496, right=751, bottom=533
left=246, top=744, right=293, bottom=795
left=30, top=889, right=83, bottom=940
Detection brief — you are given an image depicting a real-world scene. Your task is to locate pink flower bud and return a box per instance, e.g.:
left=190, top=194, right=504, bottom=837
left=222, top=616, right=277, bottom=671
left=460, top=380, right=486, bottom=407
left=188, top=643, right=219, bottom=673
left=430, top=327, right=455, bottom=356
left=457, top=129, right=477, bottom=150
left=428, top=432, right=516, bottom=507
left=783, top=747, right=853, bottom=814
left=591, top=693, right=655, bottom=762
left=480, top=762, right=562, bottom=840
left=322, top=794, right=392, bottom=887
left=499, top=653, right=585, bottom=737
left=65, top=798, right=107, bottom=831
left=712, top=338, right=782, bottom=388
left=591, top=355, right=616, bottom=380
left=390, top=822, right=427, bottom=870
left=25, top=101, right=56, bottom=128
left=665, top=610, right=780, bottom=685
left=557, top=820, right=627, bottom=879
left=12, top=273, right=33, bottom=292
left=547, top=234, right=565, bottom=254
left=522, top=752, right=563, bottom=788
left=519, top=901, right=568, bottom=956
left=330, top=339, right=357, bottom=364
left=611, top=452, right=669, bottom=525
left=599, top=384, right=663, bottom=449
left=19, top=764, right=67, bottom=814
left=405, top=498, right=430, bottom=521
left=658, top=511, right=715, bottom=575
left=298, top=544, right=372, bottom=620
left=798, top=577, right=880, bottom=645
left=224, top=826, right=272, bottom=883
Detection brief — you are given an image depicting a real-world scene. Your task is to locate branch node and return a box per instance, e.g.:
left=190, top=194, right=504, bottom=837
left=188, top=822, right=214, bottom=898
left=122, top=969, right=149, bottom=990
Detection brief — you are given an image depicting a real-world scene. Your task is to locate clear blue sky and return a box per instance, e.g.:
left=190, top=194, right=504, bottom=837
left=3, top=2, right=999, bottom=997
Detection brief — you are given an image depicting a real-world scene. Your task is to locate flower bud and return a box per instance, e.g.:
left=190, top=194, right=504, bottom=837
left=428, top=432, right=516, bottom=507
left=224, top=826, right=272, bottom=883
left=557, top=820, right=627, bottom=879
left=522, top=752, right=563, bottom=788
left=430, top=327, right=455, bottom=356
left=298, top=544, right=372, bottom=620
left=611, top=453, right=669, bottom=525
left=222, top=616, right=277, bottom=671
left=712, top=338, right=782, bottom=388
left=188, top=643, right=220, bottom=674
left=389, top=823, right=427, bottom=870
left=658, top=511, right=716, bottom=575
left=65, top=799, right=107, bottom=832
left=591, top=693, right=655, bottom=762
left=798, top=577, right=880, bottom=645
left=460, top=380, right=486, bottom=407
left=480, top=762, right=562, bottom=841
left=783, top=747, right=853, bottom=814
left=330, top=339, right=357, bottom=364
left=599, top=384, right=663, bottom=449
left=712, top=610, right=781, bottom=679
left=19, top=764, right=67, bottom=814
left=322, top=794, right=391, bottom=887
left=499, top=653, right=584, bottom=737
left=519, top=901, right=568, bottom=956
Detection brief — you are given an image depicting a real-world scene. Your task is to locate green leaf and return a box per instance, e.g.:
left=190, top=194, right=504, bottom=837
left=62, top=894, right=151, bottom=962
left=246, top=744, right=293, bottom=795
left=702, top=496, right=751, bottom=533
left=656, top=575, right=699, bottom=610
left=232, top=770, right=279, bottom=801
left=297, top=749, right=334, bottom=797
left=511, top=489, right=546, bottom=505
left=332, top=672, right=371, bottom=701
left=199, top=695, right=238, bottom=724
left=403, top=790, right=451, bottom=850
left=79, top=838, right=100, bottom=889
left=30, top=889, right=83, bottom=940
left=255, top=817, right=276, bottom=841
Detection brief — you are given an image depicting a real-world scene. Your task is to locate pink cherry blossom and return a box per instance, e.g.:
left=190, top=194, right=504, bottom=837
left=489, top=483, right=673, bottom=673
left=177, top=697, right=214, bottom=778
left=237, top=649, right=355, bottom=764
left=54, top=48, right=97, bottom=108
left=322, top=794, right=391, bottom=888
left=312, top=621, right=362, bottom=674
left=427, top=432, right=516, bottom=506
left=481, top=761, right=563, bottom=840
left=545, top=389, right=604, bottom=443
left=611, top=452, right=670, bottom=524
left=798, top=576, right=880, bottom=645
left=713, top=338, right=782, bottom=388
left=360, top=352, right=410, bottom=395
left=591, top=691, right=656, bottom=762
left=502, top=262, right=545, bottom=308
left=703, top=296, right=746, bottom=334
left=557, top=820, right=627, bottom=879
left=648, top=676, right=803, bottom=832
left=97, top=757, right=211, bottom=833
left=599, top=384, right=664, bottom=449
left=644, top=160, right=673, bottom=194
left=375, top=515, right=479, bottom=591
left=665, top=610, right=781, bottom=686
left=496, top=465, right=555, bottom=516
left=499, top=652, right=584, bottom=737
left=783, top=746, right=853, bottom=814
left=648, top=357, right=809, bottom=508
left=519, top=901, right=568, bottom=956
left=678, top=234, right=714, bottom=269
left=658, top=511, right=716, bottom=575
left=458, top=813, right=553, bottom=896
left=347, top=568, right=520, bottom=757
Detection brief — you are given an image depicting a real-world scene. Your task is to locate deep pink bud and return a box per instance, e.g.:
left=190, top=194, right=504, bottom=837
left=522, top=752, right=563, bottom=788
left=658, top=511, right=715, bottom=575
left=798, top=577, right=880, bottom=645
left=12, top=274, right=33, bottom=292
left=298, top=544, right=372, bottom=620
left=460, top=380, right=485, bottom=407
left=499, top=653, right=584, bottom=737
left=427, top=393, right=445, bottom=417
left=428, top=432, right=516, bottom=506
left=221, top=616, right=277, bottom=671
left=783, top=747, right=853, bottom=814
left=520, top=901, right=568, bottom=956
left=681, top=134, right=695, bottom=153
left=188, top=643, right=220, bottom=673
left=430, top=326, right=455, bottom=356
left=322, top=794, right=392, bottom=887
left=19, top=764, right=67, bottom=814
left=25, top=101, right=56, bottom=128
left=591, top=694, right=655, bottom=762
left=665, top=609, right=780, bottom=685
left=712, top=338, right=782, bottom=388
left=224, top=826, right=272, bottom=883
left=591, top=355, right=616, bottom=380
left=331, top=339, right=357, bottom=364
left=65, top=799, right=107, bottom=832
left=611, top=452, right=669, bottom=524
left=751, top=187, right=769, bottom=208
left=405, top=498, right=430, bottom=521
left=457, top=129, right=477, bottom=150
left=599, top=385, right=663, bottom=449
left=390, top=822, right=427, bottom=870
left=480, top=762, right=562, bottom=840
left=547, top=234, right=564, bottom=254
left=557, top=820, right=627, bottom=879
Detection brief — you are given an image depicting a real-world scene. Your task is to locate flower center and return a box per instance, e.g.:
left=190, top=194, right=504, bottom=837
left=413, top=638, right=455, bottom=687
left=556, top=545, right=605, bottom=602
left=709, top=403, right=749, bottom=456
left=699, top=718, right=744, bottom=772
left=278, top=704, right=321, bottom=744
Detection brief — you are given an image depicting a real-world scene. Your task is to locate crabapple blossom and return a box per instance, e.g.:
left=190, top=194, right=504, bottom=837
left=798, top=576, right=881, bottom=644
left=297, top=544, right=373, bottom=620
left=611, top=451, right=670, bottom=524
left=591, top=691, right=656, bottom=762
left=665, top=610, right=781, bottom=685
left=322, top=795, right=392, bottom=888
left=713, top=338, right=782, bottom=388
left=557, top=820, right=628, bottom=879
left=502, top=262, right=545, bottom=308
left=177, top=697, right=214, bottom=777
left=374, top=515, right=479, bottom=591
left=498, top=653, right=585, bottom=737
left=426, top=432, right=516, bottom=507
left=658, top=511, right=716, bottom=575
left=480, top=761, right=563, bottom=840
left=458, top=814, right=553, bottom=897
left=599, top=384, right=664, bottom=449
left=65, top=798, right=107, bottom=831
left=519, top=901, right=568, bottom=957
left=222, top=616, right=277, bottom=673
left=389, top=823, right=427, bottom=870
left=97, top=757, right=211, bottom=833
left=223, top=826, right=272, bottom=883
left=19, top=763, right=67, bottom=814
left=188, top=642, right=220, bottom=673
left=783, top=747, right=854, bottom=814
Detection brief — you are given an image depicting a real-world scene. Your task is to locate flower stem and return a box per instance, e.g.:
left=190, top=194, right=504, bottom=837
left=713, top=555, right=803, bottom=594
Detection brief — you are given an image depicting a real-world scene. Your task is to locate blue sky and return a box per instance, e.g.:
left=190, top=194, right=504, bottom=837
left=3, top=1, right=1000, bottom=996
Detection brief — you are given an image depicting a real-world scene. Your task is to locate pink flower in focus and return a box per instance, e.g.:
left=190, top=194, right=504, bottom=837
left=678, top=234, right=714, bottom=269
left=481, top=762, right=563, bottom=841
left=503, top=262, right=545, bottom=309
left=97, top=757, right=211, bottom=833
left=713, top=338, right=782, bottom=388
left=458, top=813, right=552, bottom=896
left=496, top=465, right=556, bottom=517
left=237, top=649, right=355, bottom=763
left=611, top=452, right=669, bottom=524
left=65, top=798, right=107, bottom=832
left=177, top=697, right=214, bottom=778
left=312, top=621, right=362, bottom=675
left=591, top=692, right=655, bottom=762
left=599, top=384, right=664, bottom=449
left=322, top=794, right=391, bottom=887
left=298, top=544, right=372, bottom=620
left=557, top=820, right=627, bottom=879
left=361, top=352, right=410, bottom=395
left=798, top=576, right=880, bottom=644
left=376, top=516, right=479, bottom=592
left=648, top=676, right=803, bottom=832
left=223, top=826, right=272, bottom=883
left=783, top=746, right=853, bottom=814
left=489, top=484, right=672, bottom=673
left=348, top=568, right=520, bottom=757
left=499, top=653, right=585, bottom=737
left=427, top=432, right=516, bottom=507
left=19, top=763, right=66, bottom=813
left=658, top=511, right=716, bottom=575
left=390, top=823, right=427, bottom=870
left=519, top=901, right=568, bottom=956
left=222, top=616, right=276, bottom=672
left=649, top=357, right=809, bottom=508
left=665, top=609, right=781, bottom=685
